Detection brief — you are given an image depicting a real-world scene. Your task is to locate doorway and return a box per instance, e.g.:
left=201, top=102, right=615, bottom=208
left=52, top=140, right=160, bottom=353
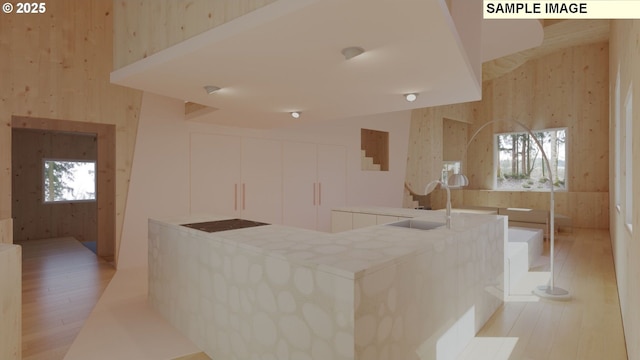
left=11, top=116, right=116, bottom=260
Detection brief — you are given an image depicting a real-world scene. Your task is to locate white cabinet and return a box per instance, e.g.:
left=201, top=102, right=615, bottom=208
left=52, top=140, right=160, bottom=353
left=316, top=144, right=347, bottom=231
left=189, top=134, right=282, bottom=224
left=283, top=142, right=347, bottom=232
left=283, top=142, right=318, bottom=230
left=353, top=213, right=377, bottom=229
left=376, top=215, right=399, bottom=225
left=330, top=210, right=412, bottom=232
left=331, top=211, right=353, bottom=233
left=241, top=138, right=283, bottom=224
left=190, top=133, right=241, bottom=217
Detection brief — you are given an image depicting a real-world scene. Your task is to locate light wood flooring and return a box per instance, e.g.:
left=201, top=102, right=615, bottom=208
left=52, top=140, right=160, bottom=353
left=171, top=352, right=212, bottom=360
left=18, top=237, right=116, bottom=360
left=18, top=230, right=626, bottom=360
left=459, top=228, right=628, bottom=360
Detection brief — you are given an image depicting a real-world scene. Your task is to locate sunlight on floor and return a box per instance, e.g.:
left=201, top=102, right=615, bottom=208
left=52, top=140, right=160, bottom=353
left=454, top=272, right=546, bottom=358
left=507, top=271, right=551, bottom=302
left=457, top=337, right=519, bottom=360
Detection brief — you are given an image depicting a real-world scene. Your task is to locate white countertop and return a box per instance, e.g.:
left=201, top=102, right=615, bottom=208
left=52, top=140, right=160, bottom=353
left=333, top=206, right=497, bottom=216
left=331, top=206, right=430, bottom=218
left=151, top=209, right=504, bottom=280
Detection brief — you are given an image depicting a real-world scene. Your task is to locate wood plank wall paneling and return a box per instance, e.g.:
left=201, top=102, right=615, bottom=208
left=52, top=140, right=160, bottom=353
left=0, top=0, right=142, bottom=261
left=403, top=108, right=442, bottom=208
left=442, top=118, right=468, bottom=163
left=12, top=129, right=97, bottom=243
left=462, top=190, right=609, bottom=229
left=0, top=244, right=21, bottom=360
left=0, top=218, right=13, bottom=244
left=113, top=0, right=278, bottom=69
left=410, top=41, right=610, bottom=229
left=485, top=42, right=609, bottom=192
left=403, top=103, right=475, bottom=208
left=482, top=20, right=610, bottom=82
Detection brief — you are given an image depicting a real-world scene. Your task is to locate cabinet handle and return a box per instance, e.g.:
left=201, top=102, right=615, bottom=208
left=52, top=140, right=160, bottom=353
left=318, top=182, right=322, bottom=206
left=234, top=184, right=238, bottom=211
left=242, top=183, right=246, bottom=210
left=313, top=183, right=317, bottom=205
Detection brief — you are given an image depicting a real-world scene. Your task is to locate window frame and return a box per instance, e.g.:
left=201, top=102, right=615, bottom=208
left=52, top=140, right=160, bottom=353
left=42, top=158, right=97, bottom=204
left=441, top=161, right=461, bottom=185
left=615, top=68, right=622, bottom=213
left=624, top=85, right=633, bottom=233
left=493, top=127, right=568, bottom=192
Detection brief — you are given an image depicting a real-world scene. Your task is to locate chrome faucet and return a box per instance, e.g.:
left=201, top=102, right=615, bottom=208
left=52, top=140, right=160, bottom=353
left=424, top=180, right=451, bottom=229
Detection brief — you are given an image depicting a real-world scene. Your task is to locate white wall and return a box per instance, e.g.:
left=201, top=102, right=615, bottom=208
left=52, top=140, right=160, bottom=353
left=343, top=113, right=411, bottom=207
left=609, top=20, right=640, bottom=360
left=270, top=112, right=411, bottom=207
left=118, top=93, right=411, bottom=269
left=118, top=93, right=191, bottom=269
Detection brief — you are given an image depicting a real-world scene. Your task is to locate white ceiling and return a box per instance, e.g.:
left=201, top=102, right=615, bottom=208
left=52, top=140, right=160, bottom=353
left=111, top=0, right=543, bottom=129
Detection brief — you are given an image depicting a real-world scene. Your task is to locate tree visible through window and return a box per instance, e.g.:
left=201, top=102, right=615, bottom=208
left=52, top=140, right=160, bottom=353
left=43, top=160, right=96, bottom=202
left=495, top=128, right=566, bottom=191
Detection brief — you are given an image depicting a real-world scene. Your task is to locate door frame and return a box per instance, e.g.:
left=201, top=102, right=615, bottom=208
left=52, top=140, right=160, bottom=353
left=11, top=116, right=116, bottom=260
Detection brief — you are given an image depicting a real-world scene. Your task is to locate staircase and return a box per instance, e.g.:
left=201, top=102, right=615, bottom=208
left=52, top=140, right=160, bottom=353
left=360, top=149, right=381, bottom=171
left=403, top=182, right=428, bottom=210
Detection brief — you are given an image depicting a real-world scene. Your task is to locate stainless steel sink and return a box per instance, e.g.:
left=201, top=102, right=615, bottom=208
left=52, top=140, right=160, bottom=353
left=385, top=219, right=445, bottom=230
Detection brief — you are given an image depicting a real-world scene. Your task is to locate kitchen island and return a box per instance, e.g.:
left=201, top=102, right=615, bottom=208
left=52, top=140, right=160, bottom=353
left=149, top=210, right=505, bottom=360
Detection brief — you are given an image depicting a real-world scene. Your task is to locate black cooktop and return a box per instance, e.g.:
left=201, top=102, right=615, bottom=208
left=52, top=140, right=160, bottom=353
left=181, top=218, right=270, bottom=233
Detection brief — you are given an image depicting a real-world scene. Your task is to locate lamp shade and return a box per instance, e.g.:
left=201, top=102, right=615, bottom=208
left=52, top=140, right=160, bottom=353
left=424, top=180, right=440, bottom=194
left=448, top=173, right=469, bottom=188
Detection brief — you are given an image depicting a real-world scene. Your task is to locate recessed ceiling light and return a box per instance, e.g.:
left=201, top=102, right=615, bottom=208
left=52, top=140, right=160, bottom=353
left=404, top=93, right=418, bottom=102
left=290, top=111, right=301, bottom=119
left=341, top=46, right=365, bottom=60
left=204, top=85, right=221, bottom=94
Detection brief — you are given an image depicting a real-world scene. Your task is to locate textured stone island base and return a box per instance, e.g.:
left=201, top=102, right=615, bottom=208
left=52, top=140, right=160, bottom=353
left=149, top=212, right=505, bottom=360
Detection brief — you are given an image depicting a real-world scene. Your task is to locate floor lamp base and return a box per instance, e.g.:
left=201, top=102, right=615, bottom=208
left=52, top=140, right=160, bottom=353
left=533, top=285, right=571, bottom=301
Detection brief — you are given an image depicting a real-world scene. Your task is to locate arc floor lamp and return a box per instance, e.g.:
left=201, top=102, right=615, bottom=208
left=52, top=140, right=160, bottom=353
left=450, top=119, right=570, bottom=301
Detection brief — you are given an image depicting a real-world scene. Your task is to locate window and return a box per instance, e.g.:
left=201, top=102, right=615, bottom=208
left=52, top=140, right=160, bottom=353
left=43, top=160, right=96, bottom=202
left=624, top=86, right=633, bottom=232
left=495, top=128, right=567, bottom=191
left=615, top=69, right=621, bottom=211
left=442, top=161, right=461, bottom=184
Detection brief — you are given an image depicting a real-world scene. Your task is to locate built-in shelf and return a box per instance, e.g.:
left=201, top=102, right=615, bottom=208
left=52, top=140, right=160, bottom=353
left=361, top=128, right=389, bottom=171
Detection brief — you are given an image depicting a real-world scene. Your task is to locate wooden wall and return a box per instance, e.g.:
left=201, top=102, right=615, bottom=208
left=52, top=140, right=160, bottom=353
left=480, top=42, right=609, bottom=193
left=609, top=19, right=640, bottom=360
left=403, top=103, right=475, bottom=208
left=12, top=129, right=97, bottom=243
left=442, top=118, right=468, bottom=163
left=0, top=219, right=12, bottom=244
left=12, top=117, right=116, bottom=257
left=0, top=0, right=142, bottom=259
left=0, top=244, right=21, bottom=360
left=411, top=41, right=610, bottom=229
left=113, top=0, right=277, bottom=69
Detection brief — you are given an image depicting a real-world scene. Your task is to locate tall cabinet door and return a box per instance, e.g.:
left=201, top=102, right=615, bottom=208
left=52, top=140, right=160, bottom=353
left=241, top=137, right=283, bottom=224
left=282, top=142, right=318, bottom=230
left=190, top=133, right=242, bottom=217
left=317, top=144, right=347, bottom=232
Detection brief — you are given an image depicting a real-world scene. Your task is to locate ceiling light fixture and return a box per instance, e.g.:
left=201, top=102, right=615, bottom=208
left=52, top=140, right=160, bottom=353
left=204, top=85, right=221, bottom=94
left=341, top=46, right=365, bottom=60
left=405, top=93, right=418, bottom=102
left=290, top=111, right=301, bottom=119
